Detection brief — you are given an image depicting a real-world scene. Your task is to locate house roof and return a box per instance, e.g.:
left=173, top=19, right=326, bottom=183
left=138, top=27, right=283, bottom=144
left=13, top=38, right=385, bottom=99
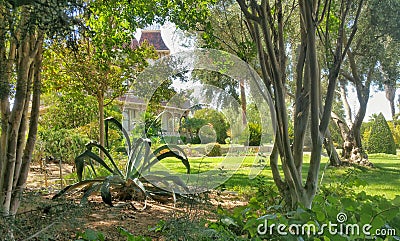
left=130, top=38, right=139, bottom=49
left=139, top=30, right=169, bottom=51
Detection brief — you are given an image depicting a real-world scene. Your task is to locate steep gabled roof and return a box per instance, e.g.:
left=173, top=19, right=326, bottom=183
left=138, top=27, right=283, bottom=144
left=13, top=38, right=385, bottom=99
left=139, top=30, right=169, bottom=51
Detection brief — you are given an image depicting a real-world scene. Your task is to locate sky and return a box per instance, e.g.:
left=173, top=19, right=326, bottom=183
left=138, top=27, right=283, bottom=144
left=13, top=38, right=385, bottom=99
left=138, top=24, right=397, bottom=122
left=348, top=86, right=398, bottom=121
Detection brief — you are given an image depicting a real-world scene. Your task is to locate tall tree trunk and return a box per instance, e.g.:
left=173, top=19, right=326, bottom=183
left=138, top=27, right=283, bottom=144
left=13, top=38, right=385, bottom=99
left=3, top=37, right=34, bottom=215
left=338, top=49, right=372, bottom=164
left=237, top=0, right=362, bottom=209
left=239, top=79, right=247, bottom=125
left=384, top=82, right=396, bottom=121
left=11, top=36, right=43, bottom=215
left=0, top=12, right=43, bottom=214
left=339, top=79, right=353, bottom=127
left=98, top=93, right=105, bottom=159
left=324, top=129, right=342, bottom=166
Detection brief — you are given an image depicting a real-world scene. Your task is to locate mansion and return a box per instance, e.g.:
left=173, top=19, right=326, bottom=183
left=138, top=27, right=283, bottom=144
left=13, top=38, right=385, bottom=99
left=122, top=29, right=188, bottom=138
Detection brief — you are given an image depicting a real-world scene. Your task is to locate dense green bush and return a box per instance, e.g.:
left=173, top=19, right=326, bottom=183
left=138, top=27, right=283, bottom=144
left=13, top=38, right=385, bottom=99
left=388, top=121, right=400, bottom=148
left=205, top=142, right=222, bottom=157
left=248, top=122, right=261, bottom=146
left=367, top=113, right=397, bottom=154
left=37, top=128, right=89, bottom=164
left=193, top=109, right=229, bottom=144
left=237, top=122, right=261, bottom=146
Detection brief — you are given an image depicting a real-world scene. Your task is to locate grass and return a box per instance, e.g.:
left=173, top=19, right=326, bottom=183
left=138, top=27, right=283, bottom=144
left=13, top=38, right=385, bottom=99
left=65, top=149, right=400, bottom=200
left=158, top=153, right=400, bottom=199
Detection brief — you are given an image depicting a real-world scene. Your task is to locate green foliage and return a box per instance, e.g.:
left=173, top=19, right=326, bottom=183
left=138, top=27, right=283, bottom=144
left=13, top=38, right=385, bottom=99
left=39, top=92, right=98, bottom=130
left=237, top=103, right=273, bottom=146
left=367, top=113, right=397, bottom=154
left=388, top=121, right=400, bottom=148
left=75, top=229, right=105, bottom=241
left=200, top=169, right=400, bottom=240
left=247, top=122, right=261, bottom=146
left=117, top=227, right=152, bottom=241
left=205, top=143, right=222, bottom=157
left=37, top=128, right=89, bottom=164
left=53, top=117, right=190, bottom=207
left=180, top=117, right=207, bottom=144
left=154, top=218, right=242, bottom=241
left=194, top=109, right=229, bottom=144
left=36, top=92, right=123, bottom=162
left=237, top=122, right=262, bottom=146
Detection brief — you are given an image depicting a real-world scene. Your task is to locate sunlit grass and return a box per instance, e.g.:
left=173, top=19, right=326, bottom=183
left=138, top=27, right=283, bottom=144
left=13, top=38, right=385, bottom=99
left=159, top=152, right=400, bottom=199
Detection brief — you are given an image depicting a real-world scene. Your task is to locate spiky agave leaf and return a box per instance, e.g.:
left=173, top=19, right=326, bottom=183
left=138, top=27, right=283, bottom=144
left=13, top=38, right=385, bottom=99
left=126, top=138, right=151, bottom=179
left=144, top=145, right=190, bottom=174
left=52, top=179, right=106, bottom=200
left=100, top=175, right=125, bottom=206
left=80, top=183, right=102, bottom=205
left=127, top=177, right=148, bottom=210
left=142, top=171, right=190, bottom=193
left=75, top=150, right=115, bottom=181
left=105, top=117, right=132, bottom=154
left=86, top=142, right=123, bottom=177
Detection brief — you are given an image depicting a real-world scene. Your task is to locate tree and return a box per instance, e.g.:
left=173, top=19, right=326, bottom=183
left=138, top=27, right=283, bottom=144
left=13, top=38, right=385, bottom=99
left=367, top=113, right=396, bottom=154
left=236, top=0, right=362, bottom=208
left=0, top=0, right=215, bottom=217
left=333, top=0, right=400, bottom=162
left=0, top=0, right=83, bottom=216
left=198, top=0, right=258, bottom=126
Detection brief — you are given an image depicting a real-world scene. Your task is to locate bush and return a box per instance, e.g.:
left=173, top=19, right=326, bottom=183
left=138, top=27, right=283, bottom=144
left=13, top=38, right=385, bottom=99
left=205, top=143, right=221, bottom=157
left=193, top=109, right=229, bottom=144
left=248, top=122, right=261, bottom=146
left=388, top=121, right=400, bottom=148
left=367, top=113, right=397, bottom=154
left=237, top=122, right=262, bottom=146
left=36, top=128, right=89, bottom=164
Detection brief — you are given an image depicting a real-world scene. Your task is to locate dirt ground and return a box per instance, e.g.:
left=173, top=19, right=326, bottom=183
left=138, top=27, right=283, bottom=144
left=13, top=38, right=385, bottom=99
left=8, top=162, right=248, bottom=240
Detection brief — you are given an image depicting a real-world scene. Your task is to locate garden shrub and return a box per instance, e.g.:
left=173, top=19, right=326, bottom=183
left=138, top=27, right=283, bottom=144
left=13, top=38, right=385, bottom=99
left=248, top=122, right=261, bottom=146
left=388, top=121, right=400, bottom=148
left=238, top=122, right=261, bottom=146
left=37, top=128, right=89, bottom=164
left=367, top=113, right=397, bottom=154
left=205, top=142, right=221, bottom=157
left=193, top=109, right=229, bottom=144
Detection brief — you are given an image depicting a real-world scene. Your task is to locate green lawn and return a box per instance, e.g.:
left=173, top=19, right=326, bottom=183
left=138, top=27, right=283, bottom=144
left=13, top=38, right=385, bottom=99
left=158, top=153, right=400, bottom=199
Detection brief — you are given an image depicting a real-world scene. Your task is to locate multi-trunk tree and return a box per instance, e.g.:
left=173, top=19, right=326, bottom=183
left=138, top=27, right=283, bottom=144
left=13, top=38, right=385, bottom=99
left=332, top=0, right=400, bottom=162
left=236, top=0, right=363, bottom=208
left=0, top=0, right=82, bottom=216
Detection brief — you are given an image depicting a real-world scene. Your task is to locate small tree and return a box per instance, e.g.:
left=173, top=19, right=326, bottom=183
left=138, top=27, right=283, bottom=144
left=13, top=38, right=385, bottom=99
left=367, top=113, right=396, bottom=154
left=194, top=109, right=229, bottom=144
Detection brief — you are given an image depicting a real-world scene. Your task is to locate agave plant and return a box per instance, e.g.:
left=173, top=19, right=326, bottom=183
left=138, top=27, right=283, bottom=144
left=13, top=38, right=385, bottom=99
left=53, top=117, right=190, bottom=208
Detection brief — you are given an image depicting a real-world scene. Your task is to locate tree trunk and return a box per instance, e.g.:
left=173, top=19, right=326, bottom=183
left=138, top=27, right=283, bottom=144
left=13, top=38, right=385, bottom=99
left=384, top=82, right=396, bottom=121
left=0, top=13, right=43, bottom=214
left=237, top=0, right=362, bottom=209
left=239, top=79, right=247, bottom=125
left=10, top=37, right=43, bottom=215
left=324, top=129, right=342, bottom=166
left=98, top=93, right=105, bottom=159
left=338, top=49, right=372, bottom=164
